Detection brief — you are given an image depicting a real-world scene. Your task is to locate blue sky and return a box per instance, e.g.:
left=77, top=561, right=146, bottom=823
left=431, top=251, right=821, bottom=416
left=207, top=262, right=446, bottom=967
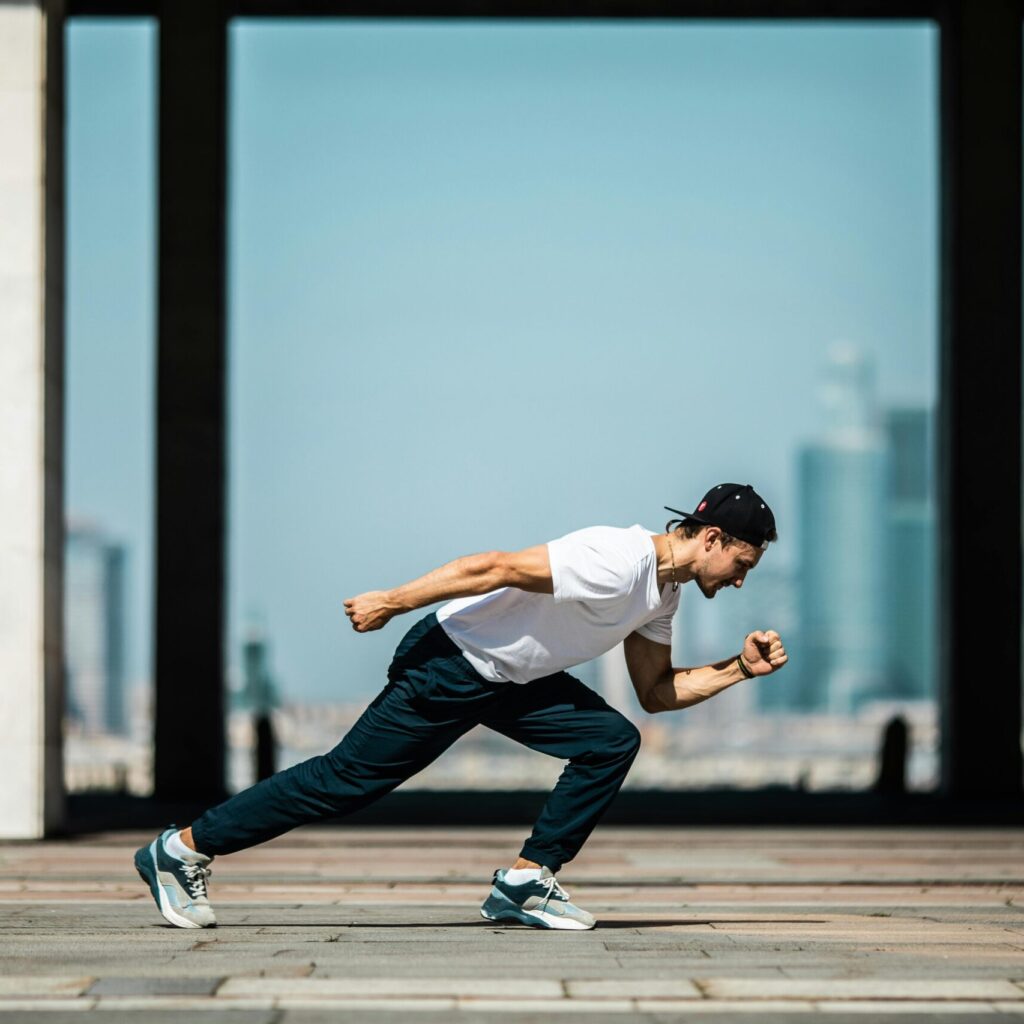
left=66, top=19, right=937, bottom=702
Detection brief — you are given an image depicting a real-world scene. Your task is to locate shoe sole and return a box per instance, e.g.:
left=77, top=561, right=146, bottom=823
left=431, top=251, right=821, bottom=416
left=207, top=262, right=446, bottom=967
left=133, top=839, right=211, bottom=930
left=480, top=895, right=594, bottom=931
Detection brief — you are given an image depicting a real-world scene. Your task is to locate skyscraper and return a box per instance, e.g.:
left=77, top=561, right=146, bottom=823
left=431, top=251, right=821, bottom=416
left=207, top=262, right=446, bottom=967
left=65, top=523, right=128, bottom=735
left=797, top=346, right=889, bottom=714
left=883, top=407, right=935, bottom=701
left=235, top=626, right=281, bottom=714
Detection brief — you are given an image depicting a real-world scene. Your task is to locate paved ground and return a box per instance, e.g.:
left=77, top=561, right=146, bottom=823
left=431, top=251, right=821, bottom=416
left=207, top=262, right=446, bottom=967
left=0, top=826, right=1022, bottom=1022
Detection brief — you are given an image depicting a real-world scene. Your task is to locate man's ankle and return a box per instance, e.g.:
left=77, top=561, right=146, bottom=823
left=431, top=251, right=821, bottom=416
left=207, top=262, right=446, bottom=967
left=511, top=857, right=541, bottom=870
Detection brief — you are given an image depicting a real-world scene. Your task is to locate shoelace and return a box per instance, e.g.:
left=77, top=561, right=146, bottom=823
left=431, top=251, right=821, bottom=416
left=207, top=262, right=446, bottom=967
left=538, top=875, right=570, bottom=911
left=181, top=861, right=212, bottom=901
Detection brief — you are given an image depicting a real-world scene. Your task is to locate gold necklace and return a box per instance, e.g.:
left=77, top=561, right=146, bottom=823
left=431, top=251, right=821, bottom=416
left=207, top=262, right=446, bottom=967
left=667, top=534, right=679, bottom=592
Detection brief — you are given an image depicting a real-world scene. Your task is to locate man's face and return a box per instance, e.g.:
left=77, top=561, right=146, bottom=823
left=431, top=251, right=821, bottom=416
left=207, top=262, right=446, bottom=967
left=694, top=530, right=763, bottom=599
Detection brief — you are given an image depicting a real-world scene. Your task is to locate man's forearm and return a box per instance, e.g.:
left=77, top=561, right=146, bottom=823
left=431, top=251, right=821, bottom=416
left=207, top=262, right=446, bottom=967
left=386, top=552, right=506, bottom=615
left=644, top=656, right=746, bottom=712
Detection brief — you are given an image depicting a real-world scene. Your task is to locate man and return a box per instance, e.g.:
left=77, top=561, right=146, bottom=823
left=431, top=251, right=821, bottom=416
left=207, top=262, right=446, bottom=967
left=135, top=482, right=788, bottom=931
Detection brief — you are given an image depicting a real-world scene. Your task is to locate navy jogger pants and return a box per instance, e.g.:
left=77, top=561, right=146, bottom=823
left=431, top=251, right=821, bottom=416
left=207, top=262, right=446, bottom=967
left=190, top=613, right=641, bottom=872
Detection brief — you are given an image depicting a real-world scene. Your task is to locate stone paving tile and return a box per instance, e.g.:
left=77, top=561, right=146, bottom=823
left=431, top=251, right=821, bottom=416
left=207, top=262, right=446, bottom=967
left=456, top=998, right=637, bottom=1012
left=813, top=1002, right=999, bottom=1013
left=86, top=976, right=223, bottom=996
left=305, top=963, right=665, bottom=979
left=778, top=966, right=1024, bottom=980
left=638, top=1000, right=817, bottom=1013
left=219, top=977, right=564, bottom=998
left=704, top=978, right=1024, bottom=1000
left=287, top=945, right=611, bottom=964
left=0, top=1000, right=97, bottom=1012
left=92, top=997, right=276, bottom=1011
left=306, top=960, right=619, bottom=976
left=278, top=1013, right=639, bottom=1024
left=645, top=1016, right=1013, bottom=1022
left=0, top=978, right=93, bottom=997
left=0, top=1013, right=278, bottom=1024
left=208, top=965, right=317, bottom=979
left=567, top=979, right=702, bottom=998
left=276, top=997, right=459, bottom=1010
left=616, top=965, right=789, bottom=977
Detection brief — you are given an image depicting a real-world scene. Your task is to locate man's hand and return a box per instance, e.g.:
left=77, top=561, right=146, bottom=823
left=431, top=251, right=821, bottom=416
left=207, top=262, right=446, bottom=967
left=344, top=591, right=397, bottom=633
left=741, top=630, right=788, bottom=676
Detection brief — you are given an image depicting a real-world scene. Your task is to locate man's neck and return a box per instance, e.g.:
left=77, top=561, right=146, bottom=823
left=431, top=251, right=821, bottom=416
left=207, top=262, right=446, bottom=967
left=652, top=533, right=699, bottom=588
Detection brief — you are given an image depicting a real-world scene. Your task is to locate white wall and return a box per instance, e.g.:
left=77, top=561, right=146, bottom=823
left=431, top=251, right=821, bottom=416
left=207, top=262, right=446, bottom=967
left=0, top=0, right=65, bottom=838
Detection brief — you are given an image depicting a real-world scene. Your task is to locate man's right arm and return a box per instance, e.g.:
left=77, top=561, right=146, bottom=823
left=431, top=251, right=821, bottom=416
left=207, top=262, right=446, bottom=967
left=343, top=545, right=553, bottom=633
left=624, top=630, right=788, bottom=712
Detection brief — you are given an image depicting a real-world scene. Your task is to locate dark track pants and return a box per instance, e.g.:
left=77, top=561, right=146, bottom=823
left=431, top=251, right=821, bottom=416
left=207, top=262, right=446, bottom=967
left=190, top=613, right=641, bottom=872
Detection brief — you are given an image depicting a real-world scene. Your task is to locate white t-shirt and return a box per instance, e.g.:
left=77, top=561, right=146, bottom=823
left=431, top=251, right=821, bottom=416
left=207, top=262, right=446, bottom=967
left=436, top=524, right=678, bottom=684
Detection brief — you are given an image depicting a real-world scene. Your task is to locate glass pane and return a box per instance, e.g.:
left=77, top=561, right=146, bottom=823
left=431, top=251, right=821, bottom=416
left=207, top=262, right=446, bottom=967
left=64, top=19, right=157, bottom=795
left=228, top=21, right=937, bottom=793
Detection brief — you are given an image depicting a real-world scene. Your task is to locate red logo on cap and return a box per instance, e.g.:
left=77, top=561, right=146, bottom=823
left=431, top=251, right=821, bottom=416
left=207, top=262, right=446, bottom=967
left=697, top=501, right=708, bottom=512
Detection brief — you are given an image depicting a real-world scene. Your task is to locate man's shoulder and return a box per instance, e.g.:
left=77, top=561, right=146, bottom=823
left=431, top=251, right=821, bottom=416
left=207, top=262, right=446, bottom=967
left=555, top=523, right=652, bottom=539
left=551, top=524, right=655, bottom=563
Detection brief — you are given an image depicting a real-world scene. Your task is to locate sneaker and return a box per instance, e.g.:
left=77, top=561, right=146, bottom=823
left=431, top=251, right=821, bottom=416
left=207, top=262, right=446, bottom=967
left=480, top=867, right=596, bottom=930
left=133, top=827, right=216, bottom=929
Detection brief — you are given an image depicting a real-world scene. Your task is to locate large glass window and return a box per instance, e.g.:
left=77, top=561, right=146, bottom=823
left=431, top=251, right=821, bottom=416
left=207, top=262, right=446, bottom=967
left=64, top=19, right=157, bottom=795
left=227, top=21, right=937, bottom=792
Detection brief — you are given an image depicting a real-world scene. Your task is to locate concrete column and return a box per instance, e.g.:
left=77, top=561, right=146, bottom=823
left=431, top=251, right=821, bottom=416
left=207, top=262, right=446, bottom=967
left=939, top=0, right=1023, bottom=796
left=0, top=0, right=66, bottom=838
left=154, top=0, right=228, bottom=802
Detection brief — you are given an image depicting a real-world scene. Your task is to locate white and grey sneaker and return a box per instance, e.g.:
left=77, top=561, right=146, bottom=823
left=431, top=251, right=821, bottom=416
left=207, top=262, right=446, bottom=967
left=134, top=827, right=216, bottom=929
left=480, top=867, right=595, bottom=930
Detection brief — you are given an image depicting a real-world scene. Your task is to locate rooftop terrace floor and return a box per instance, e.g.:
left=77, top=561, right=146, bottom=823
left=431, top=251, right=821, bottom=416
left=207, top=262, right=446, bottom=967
left=1, top=825, right=1023, bottom=1022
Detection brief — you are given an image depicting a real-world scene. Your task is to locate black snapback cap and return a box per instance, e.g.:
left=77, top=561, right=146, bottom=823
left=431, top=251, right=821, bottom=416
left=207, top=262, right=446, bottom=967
left=665, top=483, right=776, bottom=550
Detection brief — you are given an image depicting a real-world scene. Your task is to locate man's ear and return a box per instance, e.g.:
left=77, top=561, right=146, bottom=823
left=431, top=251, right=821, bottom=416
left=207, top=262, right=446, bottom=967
left=703, top=526, right=720, bottom=551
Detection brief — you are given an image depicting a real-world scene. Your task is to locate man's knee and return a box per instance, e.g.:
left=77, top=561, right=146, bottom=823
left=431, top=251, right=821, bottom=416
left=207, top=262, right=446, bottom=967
left=595, top=715, right=641, bottom=761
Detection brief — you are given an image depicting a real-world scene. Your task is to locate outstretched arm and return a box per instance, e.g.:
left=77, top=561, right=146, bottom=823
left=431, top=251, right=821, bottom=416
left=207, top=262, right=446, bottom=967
left=344, top=544, right=553, bottom=632
left=624, top=630, right=788, bottom=713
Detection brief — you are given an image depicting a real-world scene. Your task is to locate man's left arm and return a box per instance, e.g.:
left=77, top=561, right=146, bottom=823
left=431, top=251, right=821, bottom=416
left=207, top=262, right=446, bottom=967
left=624, top=630, right=788, bottom=714
left=344, top=544, right=553, bottom=633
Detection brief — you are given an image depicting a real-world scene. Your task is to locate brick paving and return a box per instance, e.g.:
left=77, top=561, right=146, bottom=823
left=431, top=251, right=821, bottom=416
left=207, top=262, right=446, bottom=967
left=0, top=826, right=1022, bottom=1021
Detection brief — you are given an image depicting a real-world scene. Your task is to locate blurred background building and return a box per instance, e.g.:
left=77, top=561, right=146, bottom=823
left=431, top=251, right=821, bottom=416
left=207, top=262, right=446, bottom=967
left=64, top=521, right=128, bottom=737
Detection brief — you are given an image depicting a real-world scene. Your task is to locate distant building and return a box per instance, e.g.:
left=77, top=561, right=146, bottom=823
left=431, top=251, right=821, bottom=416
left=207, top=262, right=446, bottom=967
left=797, top=347, right=890, bottom=714
left=883, top=407, right=936, bottom=701
left=233, top=628, right=281, bottom=714
left=65, top=523, right=127, bottom=735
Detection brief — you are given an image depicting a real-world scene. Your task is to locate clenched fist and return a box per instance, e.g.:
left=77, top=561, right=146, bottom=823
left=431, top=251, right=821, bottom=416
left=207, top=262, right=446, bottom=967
left=344, top=591, right=396, bottom=633
left=741, top=630, right=788, bottom=676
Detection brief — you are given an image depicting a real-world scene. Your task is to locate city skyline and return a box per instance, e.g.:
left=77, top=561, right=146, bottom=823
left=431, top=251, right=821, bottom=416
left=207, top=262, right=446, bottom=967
left=66, top=20, right=937, bottom=704
left=64, top=342, right=939, bottom=792
left=66, top=352, right=935, bottom=722
left=678, top=345, right=935, bottom=717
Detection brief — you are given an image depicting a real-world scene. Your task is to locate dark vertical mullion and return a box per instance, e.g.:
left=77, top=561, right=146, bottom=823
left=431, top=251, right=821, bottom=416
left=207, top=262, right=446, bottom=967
left=154, top=0, right=229, bottom=801
left=938, top=0, right=1023, bottom=796
left=45, top=0, right=68, bottom=835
